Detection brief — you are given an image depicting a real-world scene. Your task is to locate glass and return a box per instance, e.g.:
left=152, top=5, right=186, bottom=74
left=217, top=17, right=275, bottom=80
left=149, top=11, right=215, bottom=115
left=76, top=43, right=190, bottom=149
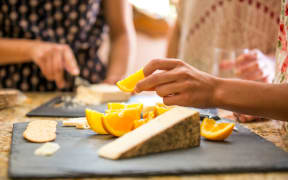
left=213, top=48, right=249, bottom=78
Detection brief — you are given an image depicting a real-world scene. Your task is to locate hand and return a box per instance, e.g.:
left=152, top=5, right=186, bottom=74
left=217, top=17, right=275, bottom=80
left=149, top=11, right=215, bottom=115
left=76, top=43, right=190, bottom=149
left=234, top=49, right=275, bottom=83
left=135, top=59, right=218, bottom=108
left=29, top=42, right=79, bottom=88
left=233, top=112, right=264, bottom=123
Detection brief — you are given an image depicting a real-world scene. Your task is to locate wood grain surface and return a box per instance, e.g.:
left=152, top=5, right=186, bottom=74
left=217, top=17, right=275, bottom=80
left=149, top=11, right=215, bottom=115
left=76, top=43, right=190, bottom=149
left=1, top=93, right=288, bottom=180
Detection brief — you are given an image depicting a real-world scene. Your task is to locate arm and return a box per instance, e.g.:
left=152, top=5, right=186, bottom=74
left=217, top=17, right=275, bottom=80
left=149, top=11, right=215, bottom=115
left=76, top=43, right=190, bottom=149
left=214, top=79, right=288, bottom=121
left=103, top=0, right=136, bottom=84
left=0, top=38, right=37, bottom=64
left=0, top=38, right=79, bottom=88
left=135, top=59, right=288, bottom=121
left=166, top=19, right=180, bottom=58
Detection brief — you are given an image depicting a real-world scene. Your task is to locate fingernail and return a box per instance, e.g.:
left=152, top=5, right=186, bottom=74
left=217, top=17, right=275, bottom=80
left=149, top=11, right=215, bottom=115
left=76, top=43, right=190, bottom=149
left=73, top=68, right=80, bottom=75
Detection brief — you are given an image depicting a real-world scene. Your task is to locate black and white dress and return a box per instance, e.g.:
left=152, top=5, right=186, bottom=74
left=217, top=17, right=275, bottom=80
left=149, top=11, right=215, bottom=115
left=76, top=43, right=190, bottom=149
left=0, top=0, right=107, bottom=91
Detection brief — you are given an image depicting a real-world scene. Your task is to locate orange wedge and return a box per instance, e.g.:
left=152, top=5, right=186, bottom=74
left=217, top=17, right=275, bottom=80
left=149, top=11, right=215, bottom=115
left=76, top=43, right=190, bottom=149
left=103, top=107, right=141, bottom=137
left=201, top=118, right=234, bottom=141
left=116, top=68, right=145, bottom=92
left=154, top=103, right=173, bottom=116
left=133, top=118, right=149, bottom=129
left=85, top=109, right=108, bottom=134
left=107, top=103, right=126, bottom=110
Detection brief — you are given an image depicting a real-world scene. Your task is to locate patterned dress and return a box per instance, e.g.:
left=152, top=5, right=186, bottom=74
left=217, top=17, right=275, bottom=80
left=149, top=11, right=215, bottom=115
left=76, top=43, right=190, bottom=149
left=177, top=0, right=281, bottom=74
left=275, top=0, right=288, bottom=136
left=0, top=0, right=107, bottom=91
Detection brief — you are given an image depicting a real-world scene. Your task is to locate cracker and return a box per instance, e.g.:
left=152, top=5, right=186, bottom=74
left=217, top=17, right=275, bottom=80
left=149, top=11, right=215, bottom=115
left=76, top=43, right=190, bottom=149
left=23, top=120, right=57, bottom=143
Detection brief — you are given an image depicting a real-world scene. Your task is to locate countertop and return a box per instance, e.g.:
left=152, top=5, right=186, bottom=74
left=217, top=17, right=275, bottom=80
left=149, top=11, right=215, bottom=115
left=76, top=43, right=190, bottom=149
left=1, top=93, right=288, bottom=180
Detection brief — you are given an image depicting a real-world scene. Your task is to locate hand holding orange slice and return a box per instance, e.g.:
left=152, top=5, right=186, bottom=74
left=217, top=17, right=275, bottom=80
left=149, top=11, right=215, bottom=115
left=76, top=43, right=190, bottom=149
left=116, top=69, right=145, bottom=92
left=201, top=118, right=234, bottom=141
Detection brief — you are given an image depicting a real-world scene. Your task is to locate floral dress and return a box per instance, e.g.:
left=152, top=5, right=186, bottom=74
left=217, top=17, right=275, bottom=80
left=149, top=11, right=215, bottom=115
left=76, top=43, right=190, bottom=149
left=274, top=0, right=288, bottom=138
left=0, top=0, right=107, bottom=91
left=275, top=0, right=288, bottom=83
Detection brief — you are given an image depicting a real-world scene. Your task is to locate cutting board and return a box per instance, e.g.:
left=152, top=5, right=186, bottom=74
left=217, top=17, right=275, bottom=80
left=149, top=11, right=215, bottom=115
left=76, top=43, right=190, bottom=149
left=9, top=121, right=288, bottom=179
left=26, top=94, right=218, bottom=118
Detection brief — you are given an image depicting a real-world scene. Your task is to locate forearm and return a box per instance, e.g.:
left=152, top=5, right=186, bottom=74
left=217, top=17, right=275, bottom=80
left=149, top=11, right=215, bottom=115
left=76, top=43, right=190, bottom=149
left=106, top=32, right=135, bottom=78
left=166, top=20, right=180, bottom=58
left=214, top=78, right=288, bottom=121
left=0, top=38, right=37, bottom=64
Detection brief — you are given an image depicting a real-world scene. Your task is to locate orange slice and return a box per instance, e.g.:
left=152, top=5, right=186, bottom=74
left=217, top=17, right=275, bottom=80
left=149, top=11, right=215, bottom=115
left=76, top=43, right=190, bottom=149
left=154, top=103, right=173, bottom=116
left=116, top=68, right=145, bottom=92
left=85, top=109, right=108, bottom=135
left=103, top=107, right=141, bottom=137
left=107, top=103, right=126, bottom=110
left=201, top=118, right=234, bottom=141
left=133, top=118, right=149, bottom=129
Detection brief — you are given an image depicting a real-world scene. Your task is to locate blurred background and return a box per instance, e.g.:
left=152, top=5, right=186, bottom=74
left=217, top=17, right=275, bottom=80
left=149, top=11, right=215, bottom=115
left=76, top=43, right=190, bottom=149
left=100, top=0, right=178, bottom=75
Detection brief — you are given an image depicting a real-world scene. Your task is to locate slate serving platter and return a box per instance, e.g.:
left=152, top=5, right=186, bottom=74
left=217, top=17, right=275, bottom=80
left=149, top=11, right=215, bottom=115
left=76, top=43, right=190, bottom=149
left=9, top=121, right=288, bottom=179
left=26, top=94, right=218, bottom=118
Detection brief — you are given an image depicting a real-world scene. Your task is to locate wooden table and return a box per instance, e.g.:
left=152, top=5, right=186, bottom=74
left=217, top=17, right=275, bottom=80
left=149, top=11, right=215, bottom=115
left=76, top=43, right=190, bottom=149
left=1, top=93, right=288, bottom=180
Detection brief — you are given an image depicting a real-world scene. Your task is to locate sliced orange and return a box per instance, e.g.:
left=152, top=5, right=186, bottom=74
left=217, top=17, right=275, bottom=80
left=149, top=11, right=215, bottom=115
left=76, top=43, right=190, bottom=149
left=154, top=103, right=173, bottom=116
left=133, top=118, right=149, bottom=129
left=85, top=109, right=108, bottom=135
left=102, top=107, right=141, bottom=137
left=116, top=68, right=145, bottom=92
left=143, top=111, right=155, bottom=120
left=201, top=118, right=234, bottom=141
left=107, top=103, right=126, bottom=110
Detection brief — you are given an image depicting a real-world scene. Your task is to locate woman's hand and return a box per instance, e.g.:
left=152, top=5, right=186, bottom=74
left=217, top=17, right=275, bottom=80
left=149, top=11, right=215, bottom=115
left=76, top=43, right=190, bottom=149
left=30, top=42, right=79, bottom=88
left=234, top=49, right=275, bottom=83
left=135, top=59, right=219, bottom=108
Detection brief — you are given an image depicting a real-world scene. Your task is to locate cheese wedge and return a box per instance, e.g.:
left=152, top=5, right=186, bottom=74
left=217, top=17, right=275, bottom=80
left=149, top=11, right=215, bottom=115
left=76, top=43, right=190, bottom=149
left=62, top=118, right=90, bottom=129
left=75, top=84, right=131, bottom=105
left=98, top=106, right=200, bottom=159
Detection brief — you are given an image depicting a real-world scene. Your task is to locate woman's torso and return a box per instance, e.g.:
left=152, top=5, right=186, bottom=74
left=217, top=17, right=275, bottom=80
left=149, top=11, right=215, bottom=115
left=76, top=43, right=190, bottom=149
left=177, top=0, right=281, bottom=74
left=0, top=0, right=107, bottom=91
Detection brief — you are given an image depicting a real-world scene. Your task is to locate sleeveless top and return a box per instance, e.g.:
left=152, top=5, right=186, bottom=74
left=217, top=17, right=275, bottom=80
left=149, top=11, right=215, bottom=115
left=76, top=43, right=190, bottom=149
left=177, top=0, right=281, bottom=74
left=0, top=0, right=107, bottom=91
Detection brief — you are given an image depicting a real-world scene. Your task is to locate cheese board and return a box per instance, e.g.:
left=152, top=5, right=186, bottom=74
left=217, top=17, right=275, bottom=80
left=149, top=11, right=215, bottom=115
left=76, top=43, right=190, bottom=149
left=9, top=120, right=288, bottom=179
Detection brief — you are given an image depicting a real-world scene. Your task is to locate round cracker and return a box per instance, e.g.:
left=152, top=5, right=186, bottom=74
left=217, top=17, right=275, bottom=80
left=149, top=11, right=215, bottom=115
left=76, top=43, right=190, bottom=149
left=23, top=120, right=57, bottom=143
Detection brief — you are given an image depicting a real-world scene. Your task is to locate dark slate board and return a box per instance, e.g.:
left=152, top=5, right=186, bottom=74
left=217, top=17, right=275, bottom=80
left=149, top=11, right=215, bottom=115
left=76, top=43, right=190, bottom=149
left=9, top=121, right=288, bottom=179
left=26, top=94, right=218, bottom=118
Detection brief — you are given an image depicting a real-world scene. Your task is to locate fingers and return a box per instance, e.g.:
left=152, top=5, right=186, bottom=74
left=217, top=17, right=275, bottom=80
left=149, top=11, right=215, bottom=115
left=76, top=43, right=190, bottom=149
left=143, top=59, right=184, bottom=77
left=136, top=67, right=190, bottom=93
left=62, top=45, right=79, bottom=76
left=235, top=61, right=265, bottom=81
left=235, top=53, right=257, bottom=67
left=163, top=93, right=189, bottom=106
left=53, top=50, right=65, bottom=88
left=154, top=80, right=190, bottom=97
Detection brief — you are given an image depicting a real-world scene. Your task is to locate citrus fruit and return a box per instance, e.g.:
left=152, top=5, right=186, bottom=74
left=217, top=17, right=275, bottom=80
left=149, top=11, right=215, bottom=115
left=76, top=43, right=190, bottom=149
left=154, top=103, right=173, bottom=116
left=201, top=118, right=234, bottom=141
left=107, top=103, right=126, bottom=110
left=116, top=68, right=145, bottom=92
left=103, top=107, right=141, bottom=137
left=85, top=109, right=108, bottom=134
left=133, top=118, right=149, bottom=129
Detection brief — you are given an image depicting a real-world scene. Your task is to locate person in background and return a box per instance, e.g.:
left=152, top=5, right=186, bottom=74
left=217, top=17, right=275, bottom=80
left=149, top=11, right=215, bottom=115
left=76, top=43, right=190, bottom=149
left=167, top=0, right=280, bottom=122
left=0, top=0, right=135, bottom=91
left=135, top=0, right=288, bottom=140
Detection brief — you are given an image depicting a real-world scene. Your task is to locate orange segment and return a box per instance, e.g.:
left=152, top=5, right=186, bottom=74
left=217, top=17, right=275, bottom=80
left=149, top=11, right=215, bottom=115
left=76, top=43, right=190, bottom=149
left=107, top=103, right=126, bottom=110
left=85, top=109, right=108, bottom=134
left=103, top=107, right=141, bottom=137
left=116, top=68, right=145, bottom=92
left=201, top=118, right=234, bottom=141
left=154, top=103, right=173, bottom=116
left=133, top=118, right=149, bottom=129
